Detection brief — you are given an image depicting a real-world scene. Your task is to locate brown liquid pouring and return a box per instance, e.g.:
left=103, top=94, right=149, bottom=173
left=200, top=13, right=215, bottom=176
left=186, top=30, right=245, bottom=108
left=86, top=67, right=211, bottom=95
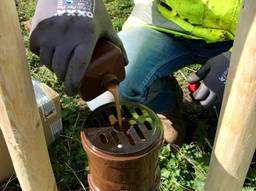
left=78, top=39, right=125, bottom=130
left=107, top=83, right=123, bottom=131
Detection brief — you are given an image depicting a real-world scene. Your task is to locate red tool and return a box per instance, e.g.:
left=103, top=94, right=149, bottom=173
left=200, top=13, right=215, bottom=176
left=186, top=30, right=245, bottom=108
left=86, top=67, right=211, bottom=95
left=188, top=82, right=200, bottom=93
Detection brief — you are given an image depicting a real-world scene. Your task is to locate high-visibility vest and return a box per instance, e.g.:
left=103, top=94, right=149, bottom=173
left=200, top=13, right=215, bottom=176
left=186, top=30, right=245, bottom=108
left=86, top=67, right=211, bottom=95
left=147, top=0, right=242, bottom=43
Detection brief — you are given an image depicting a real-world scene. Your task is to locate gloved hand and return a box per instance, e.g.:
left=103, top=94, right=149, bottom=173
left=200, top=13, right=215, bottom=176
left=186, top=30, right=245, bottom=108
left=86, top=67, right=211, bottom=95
left=187, top=52, right=231, bottom=112
left=30, top=0, right=127, bottom=96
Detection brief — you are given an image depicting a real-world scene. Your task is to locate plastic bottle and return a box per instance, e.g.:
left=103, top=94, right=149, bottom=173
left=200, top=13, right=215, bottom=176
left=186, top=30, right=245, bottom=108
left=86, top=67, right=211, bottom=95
left=79, top=39, right=126, bottom=101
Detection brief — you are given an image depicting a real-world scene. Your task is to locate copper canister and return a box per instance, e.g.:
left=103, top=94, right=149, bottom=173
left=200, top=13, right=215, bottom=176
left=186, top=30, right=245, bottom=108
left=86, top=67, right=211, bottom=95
left=81, top=102, right=163, bottom=191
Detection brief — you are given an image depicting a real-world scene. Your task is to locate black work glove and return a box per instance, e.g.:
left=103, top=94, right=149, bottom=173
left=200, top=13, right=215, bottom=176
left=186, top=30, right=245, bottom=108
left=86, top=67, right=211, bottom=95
left=30, top=0, right=127, bottom=96
left=187, top=52, right=231, bottom=112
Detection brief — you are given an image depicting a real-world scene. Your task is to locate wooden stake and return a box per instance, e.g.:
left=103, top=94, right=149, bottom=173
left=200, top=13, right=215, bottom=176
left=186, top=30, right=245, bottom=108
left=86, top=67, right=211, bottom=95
left=205, top=1, right=256, bottom=190
left=0, top=1, right=58, bottom=190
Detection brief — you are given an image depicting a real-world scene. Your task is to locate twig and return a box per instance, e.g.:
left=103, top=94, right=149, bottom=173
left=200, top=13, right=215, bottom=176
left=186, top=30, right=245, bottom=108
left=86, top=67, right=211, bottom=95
left=204, top=138, right=213, bottom=150
left=60, top=134, right=81, bottom=143
left=2, top=174, right=16, bottom=191
left=213, top=106, right=219, bottom=119
left=65, top=162, right=87, bottom=191
left=67, top=112, right=81, bottom=164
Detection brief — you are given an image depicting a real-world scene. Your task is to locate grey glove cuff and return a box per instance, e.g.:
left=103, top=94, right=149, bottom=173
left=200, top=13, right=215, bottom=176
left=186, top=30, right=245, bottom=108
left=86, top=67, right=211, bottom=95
left=31, top=0, right=95, bottom=32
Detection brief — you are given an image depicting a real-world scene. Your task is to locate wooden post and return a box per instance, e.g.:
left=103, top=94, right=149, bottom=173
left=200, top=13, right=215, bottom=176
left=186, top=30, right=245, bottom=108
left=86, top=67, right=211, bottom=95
left=204, top=1, right=256, bottom=190
left=0, top=1, right=58, bottom=190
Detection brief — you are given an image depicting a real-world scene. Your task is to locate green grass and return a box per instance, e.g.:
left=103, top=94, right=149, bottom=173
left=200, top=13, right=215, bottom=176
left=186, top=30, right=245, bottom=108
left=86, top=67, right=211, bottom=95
left=1, top=0, right=255, bottom=190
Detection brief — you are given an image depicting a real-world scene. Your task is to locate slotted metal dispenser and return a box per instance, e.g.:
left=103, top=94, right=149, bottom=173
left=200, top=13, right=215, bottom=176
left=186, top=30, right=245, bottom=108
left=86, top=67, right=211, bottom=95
left=81, top=102, right=163, bottom=191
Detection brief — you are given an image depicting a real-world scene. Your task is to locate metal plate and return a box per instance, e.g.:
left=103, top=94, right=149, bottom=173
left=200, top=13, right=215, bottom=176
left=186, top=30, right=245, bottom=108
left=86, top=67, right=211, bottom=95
left=82, top=102, right=163, bottom=156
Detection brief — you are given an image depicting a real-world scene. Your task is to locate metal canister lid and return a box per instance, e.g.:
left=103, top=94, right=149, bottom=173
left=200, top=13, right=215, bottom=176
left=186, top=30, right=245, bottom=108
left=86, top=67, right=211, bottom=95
left=82, top=102, right=163, bottom=156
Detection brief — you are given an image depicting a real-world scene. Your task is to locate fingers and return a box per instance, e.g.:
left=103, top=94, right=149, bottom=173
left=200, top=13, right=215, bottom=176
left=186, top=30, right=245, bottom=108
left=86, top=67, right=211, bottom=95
left=195, top=61, right=211, bottom=79
left=40, top=46, right=54, bottom=67
left=192, top=83, right=210, bottom=101
left=187, top=73, right=201, bottom=83
left=191, top=83, right=217, bottom=107
left=187, top=62, right=212, bottom=83
left=39, top=38, right=97, bottom=96
left=65, top=42, right=97, bottom=96
left=200, top=90, right=216, bottom=107
left=52, top=46, right=75, bottom=80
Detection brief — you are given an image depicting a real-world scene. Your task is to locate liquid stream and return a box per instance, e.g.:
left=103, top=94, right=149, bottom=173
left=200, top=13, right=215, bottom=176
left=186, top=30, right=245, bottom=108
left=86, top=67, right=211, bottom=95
left=107, top=83, right=123, bottom=131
